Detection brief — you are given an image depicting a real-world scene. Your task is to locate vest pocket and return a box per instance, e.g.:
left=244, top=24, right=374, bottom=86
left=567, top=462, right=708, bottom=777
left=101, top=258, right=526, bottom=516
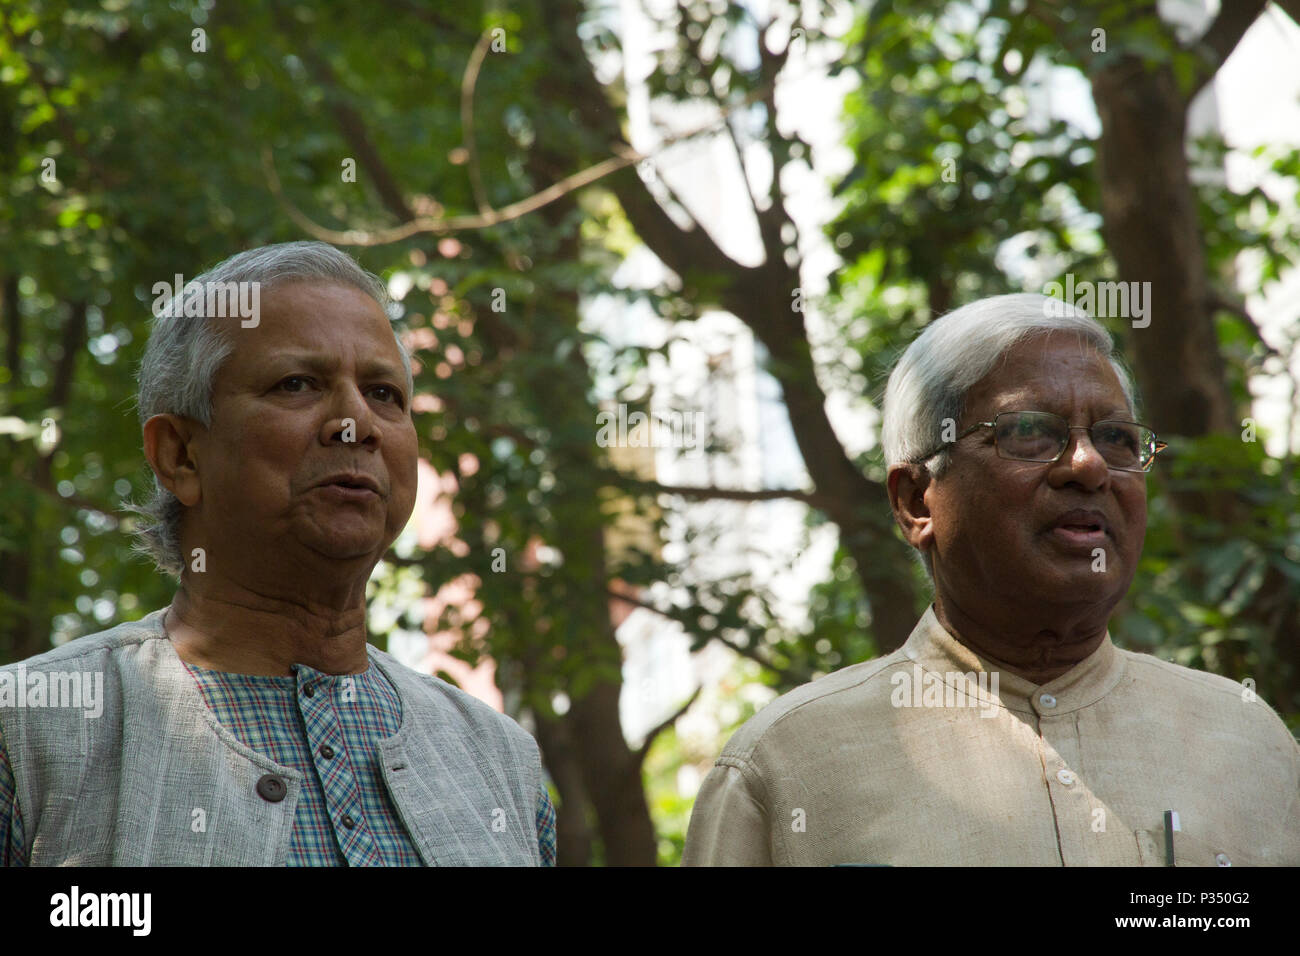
left=28, top=795, right=85, bottom=865
left=1134, top=827, right=1252, bottom=867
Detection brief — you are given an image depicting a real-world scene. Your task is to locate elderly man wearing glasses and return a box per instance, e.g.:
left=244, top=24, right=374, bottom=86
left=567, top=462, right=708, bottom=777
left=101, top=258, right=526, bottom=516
left=683, top=293, right=1300, bottom=867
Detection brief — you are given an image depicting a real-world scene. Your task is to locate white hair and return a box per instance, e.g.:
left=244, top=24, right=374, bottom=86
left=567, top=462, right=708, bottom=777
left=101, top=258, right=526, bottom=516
left=126, top=240, right=413, bottom=577
left=880, top=292, right=1139, bottom=577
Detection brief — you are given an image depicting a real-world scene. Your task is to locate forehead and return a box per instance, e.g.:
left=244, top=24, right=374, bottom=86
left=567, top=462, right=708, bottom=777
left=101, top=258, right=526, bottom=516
left=224, top=281, right=400, bottom=370
left=965, top=332, right=1129, bottom=415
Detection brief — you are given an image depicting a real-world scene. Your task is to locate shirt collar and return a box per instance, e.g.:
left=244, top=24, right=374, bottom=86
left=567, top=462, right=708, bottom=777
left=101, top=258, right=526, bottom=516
left=900, top=605, right=1126, bottom=717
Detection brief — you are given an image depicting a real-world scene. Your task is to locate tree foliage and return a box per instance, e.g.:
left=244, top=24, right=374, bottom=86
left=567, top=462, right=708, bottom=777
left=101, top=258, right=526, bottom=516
left=2, top=0, right=1298, bottom=870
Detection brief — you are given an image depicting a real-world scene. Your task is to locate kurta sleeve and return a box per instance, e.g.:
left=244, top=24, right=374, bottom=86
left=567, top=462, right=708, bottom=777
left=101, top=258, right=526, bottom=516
left=682, top=760, right=774, bottom=866
left=536, top=784, right=557, bottom=866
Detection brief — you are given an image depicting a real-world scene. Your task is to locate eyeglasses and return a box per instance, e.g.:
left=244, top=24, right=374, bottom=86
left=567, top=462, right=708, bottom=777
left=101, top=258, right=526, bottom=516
left=911, top=410, right=1167, bottom=473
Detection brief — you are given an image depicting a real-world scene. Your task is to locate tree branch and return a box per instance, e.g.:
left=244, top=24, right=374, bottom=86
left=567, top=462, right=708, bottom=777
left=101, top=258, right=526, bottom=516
left=602, top=471, right=825, bottom=507
left=268, top=8, right=416, bottom=221
left=1188, top=0, right=1269, bottom=98
left=1207, top=290, right=1282, bottom=357
left=1021, top=0, right=1096, bottom=62
left=539, top=0, right=749, bottom=282
left=384, top=0, right=478, bottom=40
left=604, top=585, right=810, bottom=683
left=47, top=302, right=87, bottom=411
left=724, top=114, right=763, bottom=225
left=262, top=143, right=641, bottom=245
left=250, top=19, right=524, bottom=365
left=461, top=30, right=495, bottom=217
left=2, top=275, right=18, bottom=381
left=635, top=685, right=701, bottom=764
left=754, top=22, right=795, bottom=268
left=17, top=472, right=121, bottom=523
left=33, top=301, right=87, bottom=488
left=261, top=80, right=769, bottom=248
left=0, top=19, right=127, bottom=192
left=1275, top=0, right=1300, bottom=28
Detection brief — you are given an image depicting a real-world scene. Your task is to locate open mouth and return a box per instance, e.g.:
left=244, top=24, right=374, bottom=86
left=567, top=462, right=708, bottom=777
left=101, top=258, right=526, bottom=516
left=1049, top=523, right=1107, bottom=548
left=1045, top=508, right=1109, bottom=551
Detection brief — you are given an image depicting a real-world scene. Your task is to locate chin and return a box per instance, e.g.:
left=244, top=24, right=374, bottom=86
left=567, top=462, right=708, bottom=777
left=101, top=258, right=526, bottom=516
left=305, top=538, right=383, bottom=563
left=1044, top=570, right=1126, bottom=606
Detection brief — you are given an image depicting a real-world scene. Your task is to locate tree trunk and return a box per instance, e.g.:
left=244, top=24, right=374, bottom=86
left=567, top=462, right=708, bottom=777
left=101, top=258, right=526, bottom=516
left=1091, top=59, right=1237, bottom=440
left=545, top=0, right=921, bottom=652
left=720, top=264, right=921, bottom=651
left=528, top=163, right=660, bottom=865
left=1091, top=57, right=1246, bottom=531
left=1089, top=25, right=1300, bottom=711
left=0, top=274, right=32, bottom=659
left=531, top=712, right=594, bottom=866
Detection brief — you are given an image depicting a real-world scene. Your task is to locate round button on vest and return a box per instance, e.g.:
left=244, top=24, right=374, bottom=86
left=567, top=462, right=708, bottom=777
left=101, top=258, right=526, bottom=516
left=256, top=773, right=288, bottom=803
left=320, top=744, right=335, bottom=759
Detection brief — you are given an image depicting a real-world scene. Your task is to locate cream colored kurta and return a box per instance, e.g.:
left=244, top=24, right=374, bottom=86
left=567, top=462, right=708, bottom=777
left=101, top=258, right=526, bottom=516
left=683, top=607, right=1300, bottom=866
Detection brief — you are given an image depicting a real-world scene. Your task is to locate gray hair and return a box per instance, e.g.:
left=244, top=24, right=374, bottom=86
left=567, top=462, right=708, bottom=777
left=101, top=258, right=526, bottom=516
left=126, top=240, right=413, bottom=578
left=880, top=292, right=1139, bottom=577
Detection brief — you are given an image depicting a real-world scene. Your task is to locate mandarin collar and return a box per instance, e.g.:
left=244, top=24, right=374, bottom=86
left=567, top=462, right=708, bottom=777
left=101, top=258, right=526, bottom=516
left=900, top=605, right=1126, bottom=717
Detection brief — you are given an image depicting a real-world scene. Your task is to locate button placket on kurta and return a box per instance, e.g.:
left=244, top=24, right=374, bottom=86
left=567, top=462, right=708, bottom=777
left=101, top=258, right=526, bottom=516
left=934, top=630, right=1125, bottom=866
left=1036, top=701, right=1091, bottom=865
left=181, top=657, right=425, bottom=866
left=293, top=664, right=384, bottom=867
left=1020, top=646, right=1126, bottom=867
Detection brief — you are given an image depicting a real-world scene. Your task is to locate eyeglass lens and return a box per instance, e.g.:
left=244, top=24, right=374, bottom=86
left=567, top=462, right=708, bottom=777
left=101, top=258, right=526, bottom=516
left=993, top=412, right=1152, bottom=469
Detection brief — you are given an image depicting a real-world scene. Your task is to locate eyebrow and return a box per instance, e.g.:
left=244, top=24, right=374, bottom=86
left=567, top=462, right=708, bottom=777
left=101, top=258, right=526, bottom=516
left=265, top=352, right=406, bottom=385
left=1085, top=407, right=1137, bottom=422
left=991, top=404, right=1135, bottom=420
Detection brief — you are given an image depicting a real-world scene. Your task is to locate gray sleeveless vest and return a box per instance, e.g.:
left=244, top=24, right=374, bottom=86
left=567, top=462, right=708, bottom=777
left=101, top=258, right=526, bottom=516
left=0, top=609, right=543, bottom=865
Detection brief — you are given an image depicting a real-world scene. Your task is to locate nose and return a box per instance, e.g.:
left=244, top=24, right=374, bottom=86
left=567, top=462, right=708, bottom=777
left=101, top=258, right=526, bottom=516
left=1051, top=425, right=1109, bottom=487
left=320, top=383, right=378, bottom=448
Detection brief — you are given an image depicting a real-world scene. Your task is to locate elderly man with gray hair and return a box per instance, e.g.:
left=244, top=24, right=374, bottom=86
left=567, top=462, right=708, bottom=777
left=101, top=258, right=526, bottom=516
left=0, top=241, right=555, bottom=866
left=683, top=293, right=1300, bottom=866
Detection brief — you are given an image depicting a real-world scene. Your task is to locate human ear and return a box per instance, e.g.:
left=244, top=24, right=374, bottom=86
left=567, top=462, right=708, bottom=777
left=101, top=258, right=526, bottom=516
left=142, top=414, right=203, bottom=507
left=888, top=463, right=934, bottom=553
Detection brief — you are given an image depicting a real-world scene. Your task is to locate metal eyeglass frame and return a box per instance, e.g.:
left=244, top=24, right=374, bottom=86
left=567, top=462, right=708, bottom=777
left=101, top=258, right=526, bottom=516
left=910, top=410, right=1168, bottom=473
